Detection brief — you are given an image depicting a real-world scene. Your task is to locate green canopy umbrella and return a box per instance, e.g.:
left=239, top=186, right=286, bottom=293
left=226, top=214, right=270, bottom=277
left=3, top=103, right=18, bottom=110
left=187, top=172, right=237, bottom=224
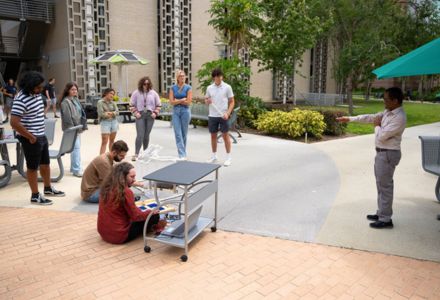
left=373, top=37, right=440, bottom=79
left=89, top=49, right=149, bottom=96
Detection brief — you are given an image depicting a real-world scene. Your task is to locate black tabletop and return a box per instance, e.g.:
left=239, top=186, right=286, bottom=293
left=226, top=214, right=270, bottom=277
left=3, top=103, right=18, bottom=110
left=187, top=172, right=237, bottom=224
left=143, top=161, right=221, bottom=185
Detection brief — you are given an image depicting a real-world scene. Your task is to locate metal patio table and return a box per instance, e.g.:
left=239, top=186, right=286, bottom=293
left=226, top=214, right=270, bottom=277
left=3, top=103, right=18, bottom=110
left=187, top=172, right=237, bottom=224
left=0, top=134, right=25, bottom=188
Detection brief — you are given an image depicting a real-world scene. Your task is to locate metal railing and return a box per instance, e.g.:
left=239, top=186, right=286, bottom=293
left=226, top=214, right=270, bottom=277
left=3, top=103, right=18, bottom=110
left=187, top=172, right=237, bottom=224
left=0, top=0, right=55, bottom=23
left=0, top=36, right=19, bottom=54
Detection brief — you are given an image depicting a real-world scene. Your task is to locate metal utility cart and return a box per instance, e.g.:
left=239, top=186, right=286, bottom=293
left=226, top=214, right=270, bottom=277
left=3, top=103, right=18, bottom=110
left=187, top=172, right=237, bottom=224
left=142, top=161, right=220, bottom=262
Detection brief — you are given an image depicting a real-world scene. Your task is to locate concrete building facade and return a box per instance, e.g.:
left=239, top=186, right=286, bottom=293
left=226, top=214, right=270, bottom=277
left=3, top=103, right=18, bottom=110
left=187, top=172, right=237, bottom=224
left=1, top=0, right=337, bottom=102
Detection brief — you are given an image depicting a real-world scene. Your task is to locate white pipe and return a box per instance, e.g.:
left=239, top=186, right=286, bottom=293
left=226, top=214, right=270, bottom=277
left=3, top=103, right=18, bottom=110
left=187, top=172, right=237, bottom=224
left=211, top=102, right=224, bottom=116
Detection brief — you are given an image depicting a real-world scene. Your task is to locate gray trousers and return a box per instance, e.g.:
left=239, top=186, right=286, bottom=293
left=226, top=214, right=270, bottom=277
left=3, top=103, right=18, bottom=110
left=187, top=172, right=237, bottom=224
left=135, top=111, right=155, bottom=155
left=374, top=150, right=401, bottom=222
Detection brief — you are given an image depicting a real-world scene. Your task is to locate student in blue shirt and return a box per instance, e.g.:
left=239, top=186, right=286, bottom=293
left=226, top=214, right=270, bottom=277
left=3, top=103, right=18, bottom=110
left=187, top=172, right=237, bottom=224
left=168, top=70, right=192, bottom=160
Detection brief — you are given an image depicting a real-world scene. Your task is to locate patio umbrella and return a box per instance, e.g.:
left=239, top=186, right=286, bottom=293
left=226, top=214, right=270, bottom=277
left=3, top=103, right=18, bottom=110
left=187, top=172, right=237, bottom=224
left=373, top=37, right=440, bottom=79
left=89, top=49, right=149, bottom=96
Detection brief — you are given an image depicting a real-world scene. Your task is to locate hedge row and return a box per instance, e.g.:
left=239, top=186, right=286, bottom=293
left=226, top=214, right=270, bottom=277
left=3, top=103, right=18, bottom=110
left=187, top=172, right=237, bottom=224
left=254, top=109, right=347, bottom=139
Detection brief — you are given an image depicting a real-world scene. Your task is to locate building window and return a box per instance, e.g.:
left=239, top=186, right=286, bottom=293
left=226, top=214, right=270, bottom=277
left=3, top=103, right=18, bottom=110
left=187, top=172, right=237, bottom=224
left=157, top=0, right=192, bottom=93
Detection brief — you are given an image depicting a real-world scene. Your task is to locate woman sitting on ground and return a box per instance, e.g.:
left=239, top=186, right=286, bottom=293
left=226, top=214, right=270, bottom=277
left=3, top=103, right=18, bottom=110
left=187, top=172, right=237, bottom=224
left=97, top=162, right=165, bottom=244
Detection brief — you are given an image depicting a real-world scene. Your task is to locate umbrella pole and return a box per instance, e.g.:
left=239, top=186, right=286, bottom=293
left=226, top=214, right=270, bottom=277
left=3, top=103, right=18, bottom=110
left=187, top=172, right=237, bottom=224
left=118, top=64, right=123, bottom=97
left=126, top=66, right=128, bottom=98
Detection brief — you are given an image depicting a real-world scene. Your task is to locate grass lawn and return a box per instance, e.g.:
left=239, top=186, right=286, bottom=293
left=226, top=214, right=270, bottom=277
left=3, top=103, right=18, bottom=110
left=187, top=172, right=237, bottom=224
left=300, top=97, right=440, bottom=135
left=349, top=98, right=440, bottom=134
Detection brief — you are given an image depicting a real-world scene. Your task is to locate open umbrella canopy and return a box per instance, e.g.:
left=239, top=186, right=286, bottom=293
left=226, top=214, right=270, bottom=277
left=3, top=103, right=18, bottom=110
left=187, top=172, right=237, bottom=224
left=89, top=49, right=149, bottom=65
left=373, top=37, right=440, bottom=79
left=89, top=50, right=149, bottom=96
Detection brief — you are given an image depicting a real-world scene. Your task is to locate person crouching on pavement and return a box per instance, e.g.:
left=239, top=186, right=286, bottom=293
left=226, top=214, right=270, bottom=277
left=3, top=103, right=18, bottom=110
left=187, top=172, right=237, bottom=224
left=81, top=140, right=130, bottom=203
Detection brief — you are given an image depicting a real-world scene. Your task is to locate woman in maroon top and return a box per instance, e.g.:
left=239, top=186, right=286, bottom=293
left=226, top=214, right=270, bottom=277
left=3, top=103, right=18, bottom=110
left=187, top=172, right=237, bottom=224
left=97, top=162, right=160, bottom=244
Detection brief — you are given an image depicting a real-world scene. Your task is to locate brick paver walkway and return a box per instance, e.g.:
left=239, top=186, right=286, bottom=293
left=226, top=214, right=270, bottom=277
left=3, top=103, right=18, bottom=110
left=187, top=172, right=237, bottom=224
left=1, top=207, right=440, bottom=300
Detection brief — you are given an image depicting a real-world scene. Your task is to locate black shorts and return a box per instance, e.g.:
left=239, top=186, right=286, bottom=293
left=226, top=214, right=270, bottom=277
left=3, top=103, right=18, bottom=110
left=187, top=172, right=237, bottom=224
left=41, top=97, right=47, bottom=108
left=208, top=117, right=229, bottom=133
left=18, top=135, right=50, bottom=170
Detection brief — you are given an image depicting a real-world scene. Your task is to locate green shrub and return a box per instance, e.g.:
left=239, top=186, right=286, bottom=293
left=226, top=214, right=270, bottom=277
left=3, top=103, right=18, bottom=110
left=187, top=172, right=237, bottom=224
left=255, top=109, right=326, bottom=139
left=318, top=110, right=347, bottom=136
left=423, top=88, right=440, bottom=102
left=191, top=119, right=208, bottom=127
left=238, top=95, right=267, bottom=128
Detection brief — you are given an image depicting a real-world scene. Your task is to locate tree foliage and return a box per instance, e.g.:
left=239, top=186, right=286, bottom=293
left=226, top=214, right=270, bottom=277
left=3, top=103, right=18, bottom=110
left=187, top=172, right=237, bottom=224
left=252, top=0, right=329, bottom=78
left=395, top=0, right=440, bottom=96
left=398, top=0, right=440, bottom=53
left=208, top=0, right=261, bottom=56
left=321, top=0, right=403, bottom=114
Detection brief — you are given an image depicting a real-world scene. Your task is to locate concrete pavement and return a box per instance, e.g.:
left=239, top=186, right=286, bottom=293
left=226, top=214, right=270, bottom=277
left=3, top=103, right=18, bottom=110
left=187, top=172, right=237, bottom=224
left=0, top=118, right=440, bottom=262
left=314, top=122, right=440, bottom=262
left=1, top=207, right=440, bottom=299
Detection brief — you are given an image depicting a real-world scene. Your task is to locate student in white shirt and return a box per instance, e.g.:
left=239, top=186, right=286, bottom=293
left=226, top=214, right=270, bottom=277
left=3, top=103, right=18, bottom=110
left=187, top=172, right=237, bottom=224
left=205, top=68, right=235, bottom=167
left=337, top=87, right=407, bottom=229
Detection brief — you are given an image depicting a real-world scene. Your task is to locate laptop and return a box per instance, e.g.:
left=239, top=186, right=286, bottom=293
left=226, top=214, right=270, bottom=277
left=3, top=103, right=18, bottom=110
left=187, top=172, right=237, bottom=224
left=161, top=205, right=203, bottom=238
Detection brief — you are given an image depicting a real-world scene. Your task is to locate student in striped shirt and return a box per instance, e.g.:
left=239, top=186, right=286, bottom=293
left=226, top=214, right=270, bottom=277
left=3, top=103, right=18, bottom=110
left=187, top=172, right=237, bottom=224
left=10, top=71, right=65, bottom=205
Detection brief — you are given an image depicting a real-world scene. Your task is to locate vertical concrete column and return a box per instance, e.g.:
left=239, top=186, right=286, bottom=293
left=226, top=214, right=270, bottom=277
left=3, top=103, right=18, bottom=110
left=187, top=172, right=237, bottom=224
left=174, top=0, right=181, bottom=70
left=85, top=0, right=96, bottom=96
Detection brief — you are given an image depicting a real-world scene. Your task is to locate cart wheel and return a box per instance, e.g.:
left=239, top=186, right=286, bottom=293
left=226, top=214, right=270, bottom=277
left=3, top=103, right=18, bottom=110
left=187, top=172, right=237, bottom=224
left=211, top=226, right=217, bottom=232
left=180, top=255, right=188, bottom=262
left=93, top=119, right=99, bottom=125
left=144, top=246, right=151, bottom=253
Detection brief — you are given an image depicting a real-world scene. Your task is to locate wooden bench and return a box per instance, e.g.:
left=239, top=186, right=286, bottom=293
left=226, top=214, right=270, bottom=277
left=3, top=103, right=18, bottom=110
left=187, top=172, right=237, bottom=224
left=160, top=103, right=242, bottom=143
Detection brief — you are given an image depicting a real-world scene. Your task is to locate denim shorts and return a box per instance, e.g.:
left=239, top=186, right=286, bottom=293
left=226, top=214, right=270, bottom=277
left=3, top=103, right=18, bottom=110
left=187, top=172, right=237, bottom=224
left=5, top=97, right=13, bottom=108
left=50, top=97, right=57, bottom=105
left=100, top=118, right=119, bottom=134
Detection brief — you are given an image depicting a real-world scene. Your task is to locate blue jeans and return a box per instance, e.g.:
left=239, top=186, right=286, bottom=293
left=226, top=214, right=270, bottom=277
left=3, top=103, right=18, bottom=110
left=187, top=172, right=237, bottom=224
left=70, top=135, right=82, bottom=174
left=172, top=105, right=191, bottom=158
left=84, top=189, right=100, bottom=203
left=135, top=111, right=155, bottom=155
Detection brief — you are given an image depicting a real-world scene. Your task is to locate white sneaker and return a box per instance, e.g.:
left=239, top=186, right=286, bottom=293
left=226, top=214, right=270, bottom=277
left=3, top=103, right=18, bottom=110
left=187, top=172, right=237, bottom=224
left=206, top=157, right=218, bottom=163
left=223, top=158, right=232, bottom=167
left=176, top=157, right=187, bottom=161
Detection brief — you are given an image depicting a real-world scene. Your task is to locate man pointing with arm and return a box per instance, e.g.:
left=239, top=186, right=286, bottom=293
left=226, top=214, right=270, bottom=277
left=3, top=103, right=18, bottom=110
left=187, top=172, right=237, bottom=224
left=337, top=87, right=406, bottom=229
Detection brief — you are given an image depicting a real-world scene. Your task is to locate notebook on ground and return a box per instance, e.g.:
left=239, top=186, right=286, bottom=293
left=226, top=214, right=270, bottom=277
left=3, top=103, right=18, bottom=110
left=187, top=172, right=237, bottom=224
left=161, top=205, right=203, bottom=238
